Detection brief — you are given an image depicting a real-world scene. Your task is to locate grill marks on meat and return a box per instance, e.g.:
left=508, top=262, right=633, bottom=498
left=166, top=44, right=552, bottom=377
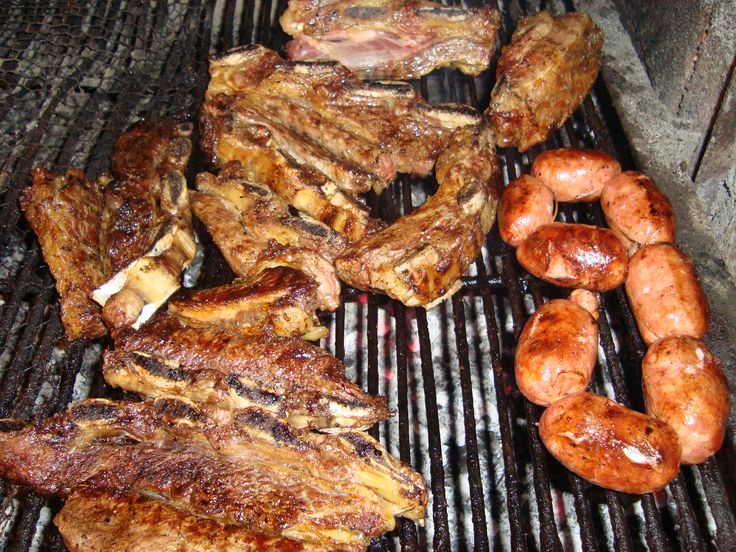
left=336, top=126, right=501, bottom=307
left=280, top=0, right=501, bottom=80
left=199, top=44, right=480, bottom=198
left=92, top=120, right=197, bottom=332
left=56, top=496, right=319, bottom=552
left=0, top=399, right=426, bottom=549
left=169, top=266, right=328, bottom=340
left=104, top=314, right=389, bottom=430
left=486, top=11, right=603, bottom=151
left=19, top=168, right=107, bottom=340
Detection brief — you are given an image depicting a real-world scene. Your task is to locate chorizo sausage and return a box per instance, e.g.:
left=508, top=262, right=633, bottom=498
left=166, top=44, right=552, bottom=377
left=531, top=148, right=621, bottom=202
left=498, top=175, right=555, bottom=247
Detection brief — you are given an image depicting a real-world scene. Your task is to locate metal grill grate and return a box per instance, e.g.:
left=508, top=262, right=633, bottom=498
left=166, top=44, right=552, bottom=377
left=1, top=1, right=735, bottom=551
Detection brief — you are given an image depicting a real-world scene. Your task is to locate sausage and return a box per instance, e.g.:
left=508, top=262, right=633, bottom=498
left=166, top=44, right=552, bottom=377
left=498, top=175, right=556, bottom=247
left=531, top=148, right=621, bottom=202
left=569, top=289, right=600, bottom=320
left=642, top=337, right=729, bottom=464
left=516, top=223, right=628, bottom=291
left=600, top=171, right=675, bottom=255
left=625, top=244, right=708, bottom=345
left=539, top=391, right=682, bottom=494
left=515, top=299, right=598, bottom=406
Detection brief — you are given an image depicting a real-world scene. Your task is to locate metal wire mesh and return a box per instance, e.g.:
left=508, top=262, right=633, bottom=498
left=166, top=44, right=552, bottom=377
left=0, top=1, right=734, bottom=551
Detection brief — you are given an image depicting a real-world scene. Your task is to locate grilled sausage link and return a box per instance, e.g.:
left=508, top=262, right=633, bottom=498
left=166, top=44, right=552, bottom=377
left=516, top=223, right=628, bottom=291
left=531, top=148, right=621, bottom=202
left=539, top=392, right=682, bottom=494
left=625, top=244, right=708, bottom=345
left=498, top=175, right=555, bottom=247
left=515, top=299, right=598, bottom=406
left=642, top=336, right=729, bottom=464
left=601, top=171, right=675, bottom=255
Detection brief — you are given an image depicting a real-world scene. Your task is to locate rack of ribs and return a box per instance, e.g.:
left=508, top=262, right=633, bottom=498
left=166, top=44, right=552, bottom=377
left=103, top=313, right=389, bottom=430
left=486, top=11, right=603, bottom=151
left=92, top=120, right=197, bottom=332
left=199, top=44, right=480, bottom=199
left=280, top=0, right=501, bottom=80
left=0, top=398, right=426, bottom=550
left=336, top=125, right=501, bottom=307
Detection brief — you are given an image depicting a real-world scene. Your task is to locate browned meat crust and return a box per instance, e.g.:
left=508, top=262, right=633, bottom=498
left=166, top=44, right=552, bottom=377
left=0, top=398, right=426, bottom=549
left=336, top=126, right=501, bottom=307
left=486, top=11, right=603, bottom=151
left=57, top=496, right=320, bottom=552
left=19, top=167, right=107, bottom=340
left=281, top=0, right=500, bottom=80
left=169, top=266, right=328, bottom=340
left=199, top=44, right=479, bottom=195
left=104, top=314, right=389, bottom=430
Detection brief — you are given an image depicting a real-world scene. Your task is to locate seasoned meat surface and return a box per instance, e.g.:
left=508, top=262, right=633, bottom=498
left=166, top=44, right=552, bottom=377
left=105, top=314, right=389, bottom=430
left=336, top=126, right=501, bottom=307
left=200, top=45, right=479, bottom=195
left=281, top=0, right=501, bottom=80
left=169, top=266, right=328, bottom=340
left=57, top=496, right=319, bottom=552
left=19, top=168, right=107, bottom=340
left=486, top=11, right=603, bottom=151
left=0, top=399, right=426, bottom=549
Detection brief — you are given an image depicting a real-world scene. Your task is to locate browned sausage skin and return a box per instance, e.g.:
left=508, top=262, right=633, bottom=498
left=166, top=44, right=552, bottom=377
left=531, top=148, right=621, bottom=202
left=498, top=175, right=555, bottom=247
left=625, top=244, right=709, bottom=345
left=516, top=223, right=628, bottom=291
left=539, top=392, right=682, bottom=494
left=515, top=299, right=598, bottom=406
left=600, top=171, right=675, bottom=255
left=642, top=337, right=729, bottom=464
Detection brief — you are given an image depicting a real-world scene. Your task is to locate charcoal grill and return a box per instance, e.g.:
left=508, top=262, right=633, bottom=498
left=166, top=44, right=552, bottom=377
left=1, top=1, right=735, bottom=551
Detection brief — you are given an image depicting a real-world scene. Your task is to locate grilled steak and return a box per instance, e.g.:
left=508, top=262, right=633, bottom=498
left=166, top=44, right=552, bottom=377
left=93, top=120, right=197, bottom=331
left=104, top=314, right=389, bottom=430
left=199, top=44, right=479, bottom=195
left=336, top=125, right=501, bottom=307
left=486, top=11, right=603, bottom=151
left=57, top=496, right=319, bottom=552
left=281, top=0, right=501, bottom=80
left=169, top=266, right=328, bottom=340
left=0, top=398, right=426, bottom=549
left=19, top=168, right=107, bottom=340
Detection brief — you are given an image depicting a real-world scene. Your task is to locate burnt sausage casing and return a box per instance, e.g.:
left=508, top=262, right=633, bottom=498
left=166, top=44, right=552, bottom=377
left=625, top=244, right=709, bottom=345
left=601, top=171, right=675, bottom=255
left=642, top=336, right=730, bottom=464
left=498, top=175, right=556, bottom=247
left=516, top=223, right=628, bottom=291
left=515, top=299, right=598, bottom=406
left=539, top=391, right=682, bottom=494
left=531, top=148, right=621, bottom=202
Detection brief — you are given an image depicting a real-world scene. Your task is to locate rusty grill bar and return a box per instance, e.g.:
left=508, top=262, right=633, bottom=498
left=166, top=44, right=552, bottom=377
left=1, top=1, right=735, bottom=551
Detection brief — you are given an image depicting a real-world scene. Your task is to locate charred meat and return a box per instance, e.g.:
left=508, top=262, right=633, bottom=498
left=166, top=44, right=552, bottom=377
left=93, top=120, right=197, bottom=331
left=19, top=168, right=107, bottom=340
left=169, top=266, right=328, bottom=340
left=104, top=314, right=389, bottom=430
left=281, top=0, right=501, bottom=80
left=336, top=126, right=501, bottom=307
left=0, top=398, right=426, bottom=550
left=200, top=44, right=479, bottom=195
left=57, top=496, right=320, bottom=552
left=486, top=11, right=603, bottom=151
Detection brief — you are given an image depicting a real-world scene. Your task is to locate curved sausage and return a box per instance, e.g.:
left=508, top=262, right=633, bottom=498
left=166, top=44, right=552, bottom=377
left=601, top=171, right=675, bottom=255
left=625, top=244, right=708, bottom=345
left=642, top=337, right=730, bottom=464
left=516, top=223, right=628, bottom=291
left=531, top=148, right=621, bottom=202
left=539, top=392, right=682, bottom=494
left=515, top=299, right=598, bottom=406
left=498, top=175, right=556, bottom=247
